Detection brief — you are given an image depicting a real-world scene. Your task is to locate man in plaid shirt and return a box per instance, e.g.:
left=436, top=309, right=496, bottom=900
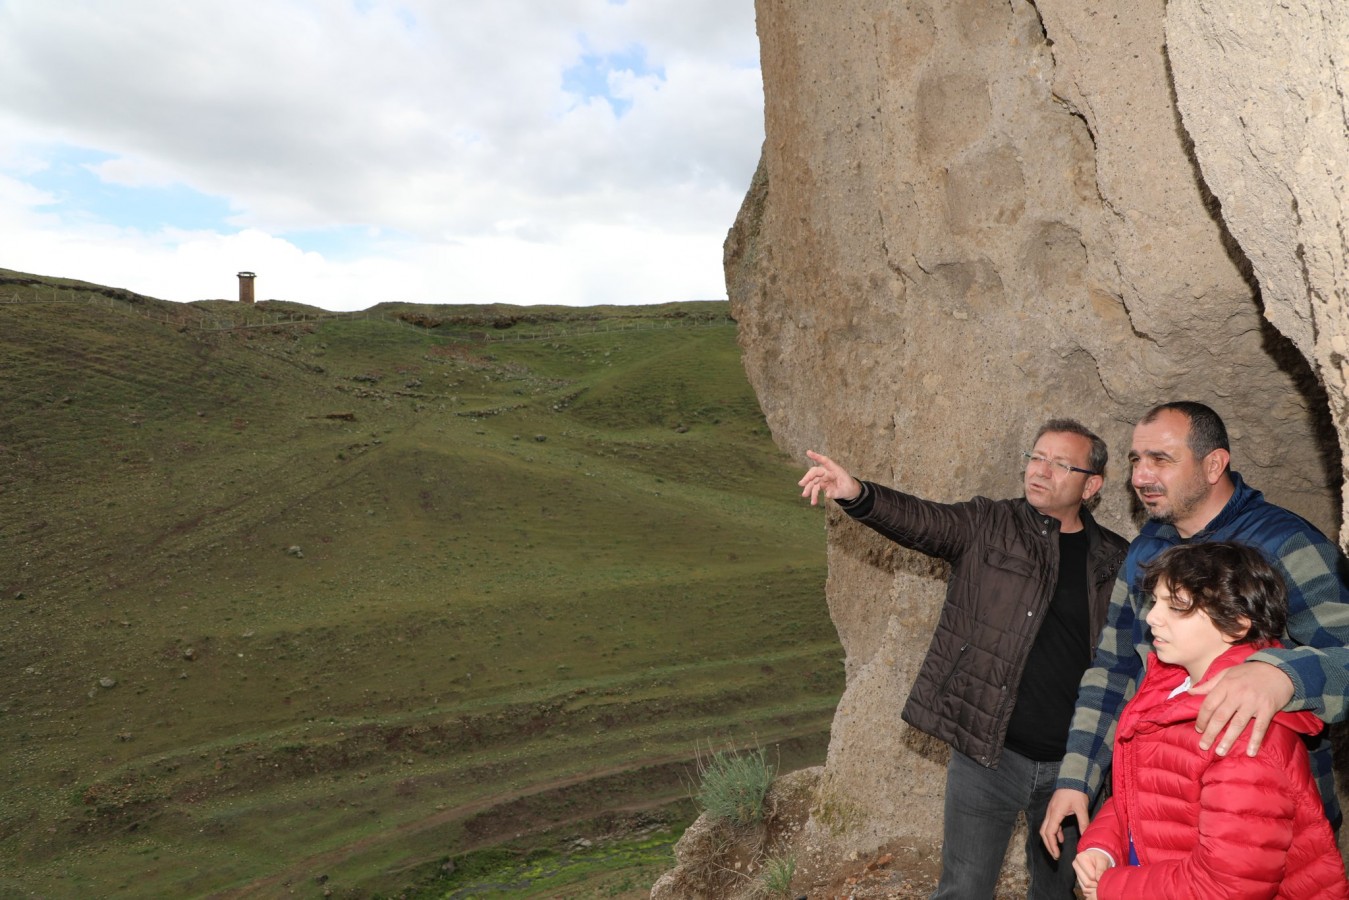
left=1040, top=401, right=1349, bottom=860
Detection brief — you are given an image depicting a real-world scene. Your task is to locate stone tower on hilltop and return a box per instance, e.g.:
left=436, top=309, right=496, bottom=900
left=237, top=271, right=256, bottom=304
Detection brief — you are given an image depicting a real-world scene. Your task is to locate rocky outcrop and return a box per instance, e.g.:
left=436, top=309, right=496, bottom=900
left=1165, top=0, right=1349, bottom=509
left=666, top=0, right=1348, bottom=893
left=652, top=767, right=822, bottom=899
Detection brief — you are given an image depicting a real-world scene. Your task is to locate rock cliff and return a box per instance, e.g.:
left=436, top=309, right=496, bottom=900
left=655, top=0, right=1347, bottom=895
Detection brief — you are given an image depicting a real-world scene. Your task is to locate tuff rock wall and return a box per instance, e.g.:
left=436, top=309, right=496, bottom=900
left=656, top=0, right=1348, bottom=894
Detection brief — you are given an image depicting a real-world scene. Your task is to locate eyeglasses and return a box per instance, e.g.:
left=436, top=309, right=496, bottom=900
left=1022, top=451, right=1098, bottom=476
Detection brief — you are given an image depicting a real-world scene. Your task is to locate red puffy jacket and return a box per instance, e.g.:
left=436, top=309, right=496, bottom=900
left=1080, top=642, right=1348, bottom=898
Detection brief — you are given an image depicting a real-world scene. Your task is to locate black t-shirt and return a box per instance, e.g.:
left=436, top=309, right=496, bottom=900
left=1003, top=528, right=1093, bottom=762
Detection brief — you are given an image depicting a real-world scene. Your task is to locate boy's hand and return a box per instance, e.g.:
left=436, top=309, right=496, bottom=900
left=1072, top=848, right=1112, bottom=900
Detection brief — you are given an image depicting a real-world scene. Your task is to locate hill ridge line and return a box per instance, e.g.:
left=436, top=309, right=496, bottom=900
left=0, top=277, right=732, bottom=342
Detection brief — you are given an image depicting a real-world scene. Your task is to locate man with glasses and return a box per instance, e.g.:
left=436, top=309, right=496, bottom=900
left=1040, top=401, right=1349, bottom=866
left=800, top=419, right=1127, bottom=899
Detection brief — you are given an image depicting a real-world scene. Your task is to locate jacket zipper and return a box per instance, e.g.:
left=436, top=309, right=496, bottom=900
left=938, top=642, right=969, bottom=694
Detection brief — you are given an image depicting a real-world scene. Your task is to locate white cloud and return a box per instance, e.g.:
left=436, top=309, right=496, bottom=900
left=0, top=171, right=55, bottom=209
left=0, top=0, right=762, bottom=310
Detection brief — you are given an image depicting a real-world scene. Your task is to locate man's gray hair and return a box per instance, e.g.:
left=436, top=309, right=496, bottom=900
left=1035, top=418, right=1108, bottom=476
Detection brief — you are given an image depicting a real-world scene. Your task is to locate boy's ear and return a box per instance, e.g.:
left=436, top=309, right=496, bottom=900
left=1225, top=615, right=1252, bottom=644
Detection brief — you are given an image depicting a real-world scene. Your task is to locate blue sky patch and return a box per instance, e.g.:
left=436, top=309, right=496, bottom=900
left=279, top=224, right=406, bottom=261
left=562, top=43, right=664, bottom=117
left=23, top=144, right=233, bottom=233
left=352, top=0, right=417, bottom=31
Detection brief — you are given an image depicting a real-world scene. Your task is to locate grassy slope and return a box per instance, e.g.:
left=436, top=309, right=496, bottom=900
left=0, top=273, right=839, bottom=898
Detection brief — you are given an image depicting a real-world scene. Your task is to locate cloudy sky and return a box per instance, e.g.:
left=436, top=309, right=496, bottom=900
left=0, top=1, right=762, bottom=311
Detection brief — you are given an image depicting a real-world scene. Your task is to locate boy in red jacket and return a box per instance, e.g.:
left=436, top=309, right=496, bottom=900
left=1074, top=542, right=1348, bottom=899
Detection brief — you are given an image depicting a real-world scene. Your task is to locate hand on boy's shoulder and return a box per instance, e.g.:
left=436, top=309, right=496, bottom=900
left=1190, top=662, right=1295, bottom=757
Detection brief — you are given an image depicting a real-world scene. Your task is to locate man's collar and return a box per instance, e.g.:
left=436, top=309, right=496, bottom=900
left=1141, top=470, right=1253, bottom=542
left=1188, top=470, right=1252, bottom=540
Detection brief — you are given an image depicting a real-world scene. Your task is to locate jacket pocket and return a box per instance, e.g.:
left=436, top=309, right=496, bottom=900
left=938, top=642, right=970, bottom=696
left=982, top=546, right=1036, bottom=578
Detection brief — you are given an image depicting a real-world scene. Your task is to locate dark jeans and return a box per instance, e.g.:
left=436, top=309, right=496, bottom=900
left=930, top=748, right=1079, bottom=900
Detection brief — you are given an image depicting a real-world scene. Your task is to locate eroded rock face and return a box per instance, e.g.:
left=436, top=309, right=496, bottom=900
left=719, top=0, right=1345, bottom=879
left=1166, top=0, right=1349, bottom=514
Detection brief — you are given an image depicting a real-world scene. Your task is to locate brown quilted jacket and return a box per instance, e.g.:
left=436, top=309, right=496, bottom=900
left=840, top=483, right=1127, bottom=768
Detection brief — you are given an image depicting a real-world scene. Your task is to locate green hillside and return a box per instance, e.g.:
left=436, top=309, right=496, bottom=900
left=0, top=271, right=840, bottom=898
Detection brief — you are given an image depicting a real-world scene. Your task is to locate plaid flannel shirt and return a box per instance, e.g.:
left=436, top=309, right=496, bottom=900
left=1058, top=471, right=1349, bottom=824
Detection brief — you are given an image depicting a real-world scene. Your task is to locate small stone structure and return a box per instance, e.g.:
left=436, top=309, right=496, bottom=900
left=237, top=271, right=256, bottom=304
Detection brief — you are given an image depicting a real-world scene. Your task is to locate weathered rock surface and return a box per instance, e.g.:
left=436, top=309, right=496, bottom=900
left=1166, top=0, right=1349, bottom=511
left=663, top=0, right=1349, bottom=893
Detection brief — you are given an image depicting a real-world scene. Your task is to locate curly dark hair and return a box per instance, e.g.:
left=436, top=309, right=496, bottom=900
left=1140, top=541, right=1287, bottom=643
